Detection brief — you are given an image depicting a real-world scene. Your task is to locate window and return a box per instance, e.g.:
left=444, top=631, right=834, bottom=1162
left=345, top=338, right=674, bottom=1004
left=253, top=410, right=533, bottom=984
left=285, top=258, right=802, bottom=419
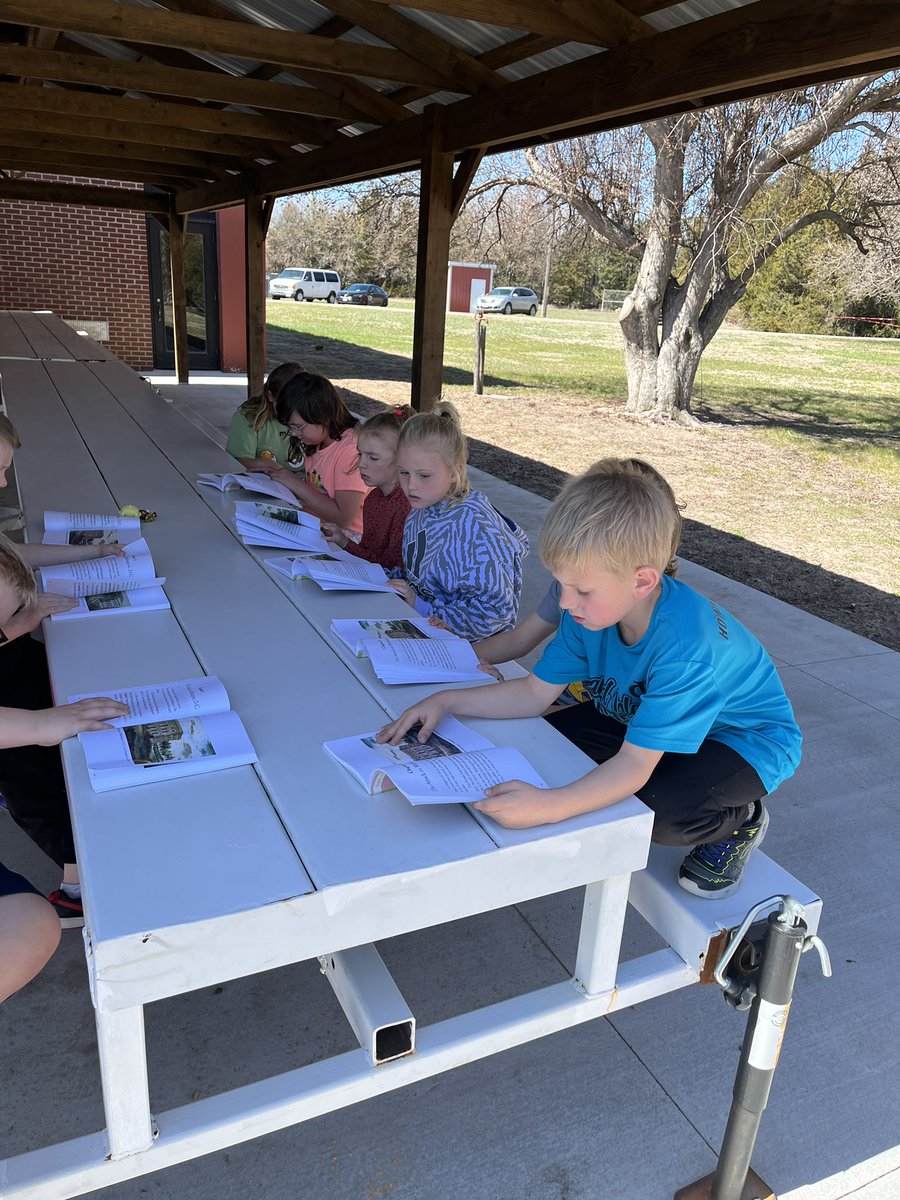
left=325, top=271, right=339, bottom=282
left=313, top=271, right=325, bottom=282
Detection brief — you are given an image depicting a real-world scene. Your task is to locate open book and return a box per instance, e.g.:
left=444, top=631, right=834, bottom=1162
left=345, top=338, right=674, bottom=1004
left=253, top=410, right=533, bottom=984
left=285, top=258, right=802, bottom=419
left=324, top=716, right=548, bottom=805
left=38, top=538, right=169, bottom=620
left=197, top=471, right=299, bottom=505
left=234, top=500, right=328, bottom=551
left=298, top=554, right=396, bottom=593
left=363, top=634, right=486, bottom=684
left=266, top=549, right=353, bottom=580
left=331, top=617, right=457, bottom=658
left=42, top=510, right=143, bottom=546
left=69, top=676, right=257, bottom=793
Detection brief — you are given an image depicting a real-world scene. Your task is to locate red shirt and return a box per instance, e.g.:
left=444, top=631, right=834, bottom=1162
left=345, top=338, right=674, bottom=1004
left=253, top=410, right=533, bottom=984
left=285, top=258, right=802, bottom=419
left=345, top=484, right=410, bottom=571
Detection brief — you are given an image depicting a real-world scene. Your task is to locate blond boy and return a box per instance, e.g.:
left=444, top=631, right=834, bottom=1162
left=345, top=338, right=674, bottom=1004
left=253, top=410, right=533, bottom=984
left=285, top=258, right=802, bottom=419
left=379, top=459, right=801, bottom=897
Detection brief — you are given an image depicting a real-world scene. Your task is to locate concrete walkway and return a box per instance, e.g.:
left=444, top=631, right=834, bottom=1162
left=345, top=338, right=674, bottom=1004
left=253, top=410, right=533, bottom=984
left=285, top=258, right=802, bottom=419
left=1, top=374, right=897, bottom=1200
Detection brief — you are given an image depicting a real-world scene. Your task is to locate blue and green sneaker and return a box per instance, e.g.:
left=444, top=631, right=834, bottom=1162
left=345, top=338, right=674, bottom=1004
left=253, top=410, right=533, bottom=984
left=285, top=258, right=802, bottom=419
left=677, top=801, right=769, bottom=898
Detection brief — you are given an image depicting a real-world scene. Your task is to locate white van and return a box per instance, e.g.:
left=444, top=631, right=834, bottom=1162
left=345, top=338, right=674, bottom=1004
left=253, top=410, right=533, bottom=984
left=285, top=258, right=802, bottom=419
left=268, top=267, right=341, bottom=303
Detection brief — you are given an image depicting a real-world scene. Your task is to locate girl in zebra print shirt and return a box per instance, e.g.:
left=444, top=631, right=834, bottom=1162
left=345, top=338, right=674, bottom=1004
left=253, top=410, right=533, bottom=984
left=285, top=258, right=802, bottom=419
left=388, top=402, right=529, bottom=641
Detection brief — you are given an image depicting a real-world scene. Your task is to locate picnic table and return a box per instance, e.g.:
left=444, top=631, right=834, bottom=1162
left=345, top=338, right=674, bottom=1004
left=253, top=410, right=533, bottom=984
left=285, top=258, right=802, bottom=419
left=0, top=314, right=822, bottom=1200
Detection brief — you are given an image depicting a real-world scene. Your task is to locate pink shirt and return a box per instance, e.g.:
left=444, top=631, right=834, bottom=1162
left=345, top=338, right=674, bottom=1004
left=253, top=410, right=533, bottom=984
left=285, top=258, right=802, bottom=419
left=304, top=428, right=369, bottom=535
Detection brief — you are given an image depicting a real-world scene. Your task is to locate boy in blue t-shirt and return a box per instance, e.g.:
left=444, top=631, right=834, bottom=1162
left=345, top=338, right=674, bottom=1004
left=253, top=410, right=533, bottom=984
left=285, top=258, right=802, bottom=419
left=379, top=458, right=801, bottom=898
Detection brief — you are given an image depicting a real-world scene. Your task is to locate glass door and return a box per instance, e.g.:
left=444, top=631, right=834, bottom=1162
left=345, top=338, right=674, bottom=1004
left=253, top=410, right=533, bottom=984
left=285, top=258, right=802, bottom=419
left=147, top=214, right=220, bottom=370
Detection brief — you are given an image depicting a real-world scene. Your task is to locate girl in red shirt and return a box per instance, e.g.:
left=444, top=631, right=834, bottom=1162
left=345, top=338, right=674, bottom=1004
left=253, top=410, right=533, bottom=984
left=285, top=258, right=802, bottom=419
left=322, top=407, right=412, bottom=571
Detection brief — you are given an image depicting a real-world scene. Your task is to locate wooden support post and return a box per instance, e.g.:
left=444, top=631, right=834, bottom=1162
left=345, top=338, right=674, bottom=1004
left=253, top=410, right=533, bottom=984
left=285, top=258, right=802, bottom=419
left=411, top=107, right=453, bottom=413
left=167, top=207, right=189, bottom=385
left=245, top=193, right=267, bottom=401
left=473, top=311, right=486, bottom=395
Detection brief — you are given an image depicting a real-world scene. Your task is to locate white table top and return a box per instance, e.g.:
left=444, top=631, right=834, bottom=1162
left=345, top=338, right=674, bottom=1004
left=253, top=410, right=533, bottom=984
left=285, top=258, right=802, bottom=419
left=1, top=351, right=652, bottom=1010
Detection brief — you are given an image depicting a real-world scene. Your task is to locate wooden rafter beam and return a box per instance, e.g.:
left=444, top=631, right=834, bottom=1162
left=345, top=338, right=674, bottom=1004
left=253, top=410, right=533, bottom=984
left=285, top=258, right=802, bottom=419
left=0, top=82, right=335, bottom=146
left=0, top=105, right=295, bottom=160
left=0, top=148, right=200, bottom=185
left=362, top=0, right=653, bottom=46
left=2, top=0, right=453, bottom=88
left=173, top=0, right=900, bottom=214
left=323, top=0, right=502, bottom=94
left=0, top=176, right=171, bottom=210
left=0, top=46, right=361, bottom=121
left=0, top=127, right=251, bottom=173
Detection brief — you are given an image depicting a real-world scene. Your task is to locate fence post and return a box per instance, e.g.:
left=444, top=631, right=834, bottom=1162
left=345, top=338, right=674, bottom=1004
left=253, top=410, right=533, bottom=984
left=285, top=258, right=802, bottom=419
left=473, top=311, right=486, bottom=394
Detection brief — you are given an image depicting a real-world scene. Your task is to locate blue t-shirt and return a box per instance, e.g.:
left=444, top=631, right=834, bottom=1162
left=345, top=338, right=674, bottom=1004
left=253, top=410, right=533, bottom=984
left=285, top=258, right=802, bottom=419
left=533, top=575, right=801, bottom=794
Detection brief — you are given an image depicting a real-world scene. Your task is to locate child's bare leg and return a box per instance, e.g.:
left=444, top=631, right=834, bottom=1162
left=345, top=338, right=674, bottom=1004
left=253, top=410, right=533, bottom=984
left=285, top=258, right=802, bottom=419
left=0, top=892, right=60, bottom=1003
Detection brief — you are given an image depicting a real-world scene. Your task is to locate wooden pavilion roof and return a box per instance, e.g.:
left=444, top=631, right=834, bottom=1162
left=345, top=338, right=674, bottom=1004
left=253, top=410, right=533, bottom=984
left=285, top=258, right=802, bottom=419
left=1, top=0, right=899, bottom=216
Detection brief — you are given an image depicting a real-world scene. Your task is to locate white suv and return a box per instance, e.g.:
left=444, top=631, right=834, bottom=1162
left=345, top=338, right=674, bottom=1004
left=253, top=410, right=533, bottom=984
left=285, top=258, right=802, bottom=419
left=269, top=268, right=341, bottom=303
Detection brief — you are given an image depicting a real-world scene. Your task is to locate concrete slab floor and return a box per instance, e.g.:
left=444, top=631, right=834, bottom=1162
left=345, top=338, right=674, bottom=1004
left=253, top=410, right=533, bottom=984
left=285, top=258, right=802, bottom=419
left=1, top=373, right=897, bottom=1200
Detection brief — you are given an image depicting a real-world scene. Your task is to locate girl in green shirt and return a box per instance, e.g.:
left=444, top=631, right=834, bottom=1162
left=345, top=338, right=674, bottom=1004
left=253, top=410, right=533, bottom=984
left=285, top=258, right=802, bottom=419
left=226, top=361, right=306, bottom=470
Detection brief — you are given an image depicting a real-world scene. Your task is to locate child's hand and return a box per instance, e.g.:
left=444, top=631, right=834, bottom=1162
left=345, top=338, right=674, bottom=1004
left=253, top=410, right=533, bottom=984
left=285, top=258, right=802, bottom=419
left=32, top=698, right=129, bottom=746
left=4, top=593, right=77, bottom=637
left=321, top=522, right=348, bottom=548
left=94, top=543, right=125, bottom=558
left=477, top=661, right=504, bottom=681
left=376, top=695, right=449, bottom=746
left=474, top=781, right=558, bottom=829
left=428, top=617, right=452, bottom=631
left=388, top=580, right=417, bottom=607
left=243, top=457, right=280, bottom=473
left=259, top=462, right=291, bottom=481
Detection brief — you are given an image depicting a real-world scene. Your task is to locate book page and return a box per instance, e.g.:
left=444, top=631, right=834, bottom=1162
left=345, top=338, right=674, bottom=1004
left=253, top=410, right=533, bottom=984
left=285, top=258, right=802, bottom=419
left=388, top=746, right=548, bottom=805
left=234, top=500, right=314, bottom=529
left=49, top=585, right=169, bottom=620
left=307, top=557, right=394, bottom=591
left=331, top=617, right=457, bottom=656
left=365, top=636, right=479, bottom=672
left=80, top=710, right=257, bottom=793
left=43, top=574, right=166, bottom=598
left=324, top=716, right=493, bottom=793
left=68, top=676, right=230, bottom=728
left=233, top=473, right=300, bottom=504
left=43, top=510, right=141, bottom=531
left=37, top=538, right=156, bottom=586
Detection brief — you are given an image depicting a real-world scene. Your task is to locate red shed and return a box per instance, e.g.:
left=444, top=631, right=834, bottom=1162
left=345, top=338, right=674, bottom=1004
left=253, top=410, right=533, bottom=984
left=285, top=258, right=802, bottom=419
left=447, top=262, right=493, bottom=313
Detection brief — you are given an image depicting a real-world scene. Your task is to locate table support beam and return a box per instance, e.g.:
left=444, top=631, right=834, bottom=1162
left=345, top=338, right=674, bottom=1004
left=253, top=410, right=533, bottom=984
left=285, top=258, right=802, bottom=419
left=574, top=873, right=631, bottom=995
left=95, top=1005, right=155, bottom=1159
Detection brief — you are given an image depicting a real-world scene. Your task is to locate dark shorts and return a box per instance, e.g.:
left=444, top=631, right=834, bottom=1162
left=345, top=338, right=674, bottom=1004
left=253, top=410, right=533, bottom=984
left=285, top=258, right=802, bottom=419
left=544, top=702, right=767, bottom=848
left=0, top=860, right=42, bottom=899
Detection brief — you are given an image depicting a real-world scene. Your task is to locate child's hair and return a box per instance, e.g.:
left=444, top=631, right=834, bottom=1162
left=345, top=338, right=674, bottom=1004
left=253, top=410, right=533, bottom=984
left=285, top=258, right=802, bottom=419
left=0, top=413, right=21, bottom=451
left=0, top=534, right=36, bottom=605
left=356, top=405, right=414, bottom=447
left=397, top=400, right=470, bottom=502
left=275, top=372, right=357, bottom=464
left=239, top=361, right=306, bottom=433
left=540, top=457, right=683, bottom=579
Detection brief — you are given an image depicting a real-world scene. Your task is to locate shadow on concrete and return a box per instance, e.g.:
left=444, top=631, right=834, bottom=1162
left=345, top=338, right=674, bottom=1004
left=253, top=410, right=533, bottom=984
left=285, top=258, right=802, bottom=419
left=348, top=391, right=899, bottom=653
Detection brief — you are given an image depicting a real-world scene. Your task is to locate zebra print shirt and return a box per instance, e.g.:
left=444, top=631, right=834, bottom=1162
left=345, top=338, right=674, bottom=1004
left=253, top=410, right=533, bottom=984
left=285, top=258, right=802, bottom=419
left=396, top=491, right=529, bottom=640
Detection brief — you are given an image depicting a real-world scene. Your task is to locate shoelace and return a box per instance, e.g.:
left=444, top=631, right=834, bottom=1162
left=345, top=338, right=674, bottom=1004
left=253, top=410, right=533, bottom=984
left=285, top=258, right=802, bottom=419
left=692, top=835, right=739, bottom=868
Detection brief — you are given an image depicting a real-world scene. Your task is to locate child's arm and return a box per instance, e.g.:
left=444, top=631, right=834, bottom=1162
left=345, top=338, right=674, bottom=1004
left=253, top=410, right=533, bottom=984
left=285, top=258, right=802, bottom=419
left=0, top=698, right=129, bottom=749
left=19, top=543, right=124, bottom=568
left=474, top=740, right=662, bottom=829
left=260, top=466, right=364, bottom=529
left=377, top=673, right=565, bottom=746
left=472, top=611, right=557, bottom=665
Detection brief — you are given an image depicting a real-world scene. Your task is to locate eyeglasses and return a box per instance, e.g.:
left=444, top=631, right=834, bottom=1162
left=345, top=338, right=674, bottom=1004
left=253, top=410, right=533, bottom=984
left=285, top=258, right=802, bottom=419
left=286, top=421, right=310, bottom=436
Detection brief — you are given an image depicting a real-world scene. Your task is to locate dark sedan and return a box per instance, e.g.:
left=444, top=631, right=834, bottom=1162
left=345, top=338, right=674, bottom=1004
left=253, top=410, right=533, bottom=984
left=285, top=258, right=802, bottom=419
left=336, top=283, right=389, bottom=307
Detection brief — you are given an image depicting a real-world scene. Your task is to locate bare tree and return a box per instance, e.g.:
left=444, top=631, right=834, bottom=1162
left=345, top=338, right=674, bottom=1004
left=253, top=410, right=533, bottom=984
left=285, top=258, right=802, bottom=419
left=485, top=74, right=900, bottom=421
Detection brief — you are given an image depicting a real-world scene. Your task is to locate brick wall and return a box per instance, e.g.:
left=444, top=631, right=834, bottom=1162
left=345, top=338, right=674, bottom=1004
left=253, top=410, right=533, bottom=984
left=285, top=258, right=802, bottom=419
left=0, top=174, right=154, bottom=369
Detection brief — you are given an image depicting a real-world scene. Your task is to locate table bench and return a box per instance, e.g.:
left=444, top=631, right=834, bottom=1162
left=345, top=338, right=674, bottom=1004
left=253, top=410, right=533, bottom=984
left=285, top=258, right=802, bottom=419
left=0, top=336, right=822, bottom=1200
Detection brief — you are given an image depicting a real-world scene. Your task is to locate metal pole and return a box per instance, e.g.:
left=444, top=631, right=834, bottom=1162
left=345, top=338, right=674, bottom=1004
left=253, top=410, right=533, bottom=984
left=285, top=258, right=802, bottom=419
left=711, top=911, right=805, bottom=1199
left=473, top=311, right=486, bottom=394
left=676, top=899, right=825, bottom=1200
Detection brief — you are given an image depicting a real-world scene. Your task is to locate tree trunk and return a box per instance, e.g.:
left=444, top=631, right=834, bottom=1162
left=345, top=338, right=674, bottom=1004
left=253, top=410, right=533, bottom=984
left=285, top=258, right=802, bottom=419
left=619, top=288, right=704, bottom=422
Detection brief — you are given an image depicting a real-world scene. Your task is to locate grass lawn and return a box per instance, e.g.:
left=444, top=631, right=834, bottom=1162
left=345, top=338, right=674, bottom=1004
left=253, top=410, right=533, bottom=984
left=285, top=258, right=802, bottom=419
left=268, top=299, right=898, bottom=472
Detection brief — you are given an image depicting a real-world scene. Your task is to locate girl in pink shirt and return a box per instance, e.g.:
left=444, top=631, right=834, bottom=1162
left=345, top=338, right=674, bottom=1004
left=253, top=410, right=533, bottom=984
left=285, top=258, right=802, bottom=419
left=263, top=372, right=369, bottom=537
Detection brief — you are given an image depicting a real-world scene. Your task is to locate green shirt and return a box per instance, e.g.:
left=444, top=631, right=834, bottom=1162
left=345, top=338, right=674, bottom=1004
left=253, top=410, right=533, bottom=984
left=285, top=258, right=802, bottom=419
left=226, top=409, right=292, bottom=465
